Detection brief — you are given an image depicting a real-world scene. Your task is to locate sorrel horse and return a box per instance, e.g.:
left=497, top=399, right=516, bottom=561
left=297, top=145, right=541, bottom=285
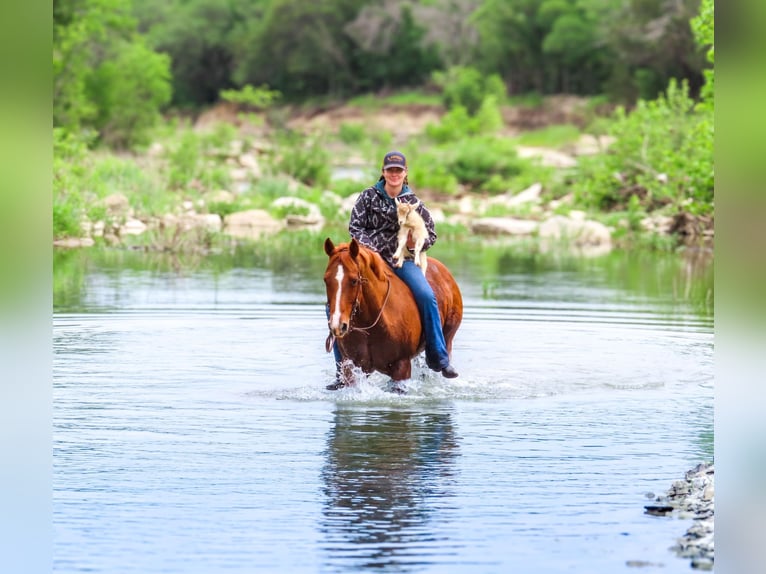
left=323, top=237, right=463, bottom=384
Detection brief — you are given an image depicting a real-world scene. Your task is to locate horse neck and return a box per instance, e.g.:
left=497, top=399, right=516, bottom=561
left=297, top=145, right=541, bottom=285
left=357, top=270, right=388, bottom=316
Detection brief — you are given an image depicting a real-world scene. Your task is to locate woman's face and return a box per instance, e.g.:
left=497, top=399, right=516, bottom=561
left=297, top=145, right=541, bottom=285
left=382, top=167, right=406, bottom=187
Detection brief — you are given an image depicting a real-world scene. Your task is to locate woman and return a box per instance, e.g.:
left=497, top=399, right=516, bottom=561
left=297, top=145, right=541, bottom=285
left=328, top=151, right=458, bottom=389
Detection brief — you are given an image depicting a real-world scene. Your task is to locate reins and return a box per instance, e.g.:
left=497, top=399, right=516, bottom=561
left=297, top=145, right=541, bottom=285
left=349, top=272, right=391, bottom=334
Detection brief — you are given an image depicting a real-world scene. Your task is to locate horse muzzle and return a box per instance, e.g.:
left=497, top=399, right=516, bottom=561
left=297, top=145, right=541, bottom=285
left=328, top=321, right=350, bottom=338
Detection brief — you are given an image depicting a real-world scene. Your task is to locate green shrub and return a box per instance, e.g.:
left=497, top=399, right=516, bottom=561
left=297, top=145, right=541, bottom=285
left=88, top=40, right=172, bottom=149
left=574, top=80, right=713, bottom=214
left=166, top=130, right=202, bottom=189
left=272, top=134, right=331, bottom=187
left=53, top=201, right=83, bottom=239
left=432, top=66, right=506, bottom=115
left=220, top=84, right=281, bottom=109
left=53, top=128, right=93, bottom=238
left=409, top=160, right=459, bottom=196
left=330, top=178, right=367, bottom=198
left=338, top=122, right=366, bottom=145
left=444, top=137, right=524, bottom=191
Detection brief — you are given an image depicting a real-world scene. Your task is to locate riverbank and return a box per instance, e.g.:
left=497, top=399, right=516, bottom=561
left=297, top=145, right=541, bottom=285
left=54, top=96, right=713, bottom=255
left=645, top=462, right=715, bottom=570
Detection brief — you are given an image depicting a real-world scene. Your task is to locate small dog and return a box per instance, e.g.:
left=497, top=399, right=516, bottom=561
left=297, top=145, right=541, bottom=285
left=393, top=199, right=428, bottom=275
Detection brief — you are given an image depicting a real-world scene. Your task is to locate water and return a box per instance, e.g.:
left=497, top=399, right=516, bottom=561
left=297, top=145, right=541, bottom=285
left=53, top=246, right=713, bottom=573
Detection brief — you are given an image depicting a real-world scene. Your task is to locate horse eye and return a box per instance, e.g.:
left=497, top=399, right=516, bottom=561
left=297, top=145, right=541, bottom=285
left=350, top=278, right=358, bottom=286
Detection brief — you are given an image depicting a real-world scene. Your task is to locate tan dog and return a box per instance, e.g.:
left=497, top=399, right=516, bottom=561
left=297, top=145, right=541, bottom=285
left=393, top=199, right=428, bottom=275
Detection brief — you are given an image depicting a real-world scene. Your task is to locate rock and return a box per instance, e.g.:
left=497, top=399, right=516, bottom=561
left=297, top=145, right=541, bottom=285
left=121, top=218, right=147, bottom=235
left=53, top=237, right=95, bottom=248
left=341, top=192, right=360, bottom=213
left=539, top=215, right=612, bottom=247
left=320, top=190, right=343, bottom=207
left=471, top=217, right=539, bottom=236
left=186, top=213, right=222, bottom=232
left=103, top=193, right=130, bottom=217
left=641, top=214, right=675, bottom=235
left=648, top=463, right=714, bottom=569
left=508, top=182, right=543, bottom=206
left=517, top=146, right=577, bottom=168
left=224, top=209, right=284, bottom=238
left=482, top=183, right=543, bottom=212
left=456, top=195, right=476, bottom=215
left=209, top=190, right=235, bottom=204
left=644, top=504, right=674, bottom=516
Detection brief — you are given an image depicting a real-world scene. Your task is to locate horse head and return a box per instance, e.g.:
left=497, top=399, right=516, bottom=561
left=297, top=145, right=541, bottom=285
left=323, top=237, right=387, bottom=339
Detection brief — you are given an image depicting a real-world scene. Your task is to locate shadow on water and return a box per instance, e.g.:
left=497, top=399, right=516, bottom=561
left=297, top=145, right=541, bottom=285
left=320, top=406, right=459, bottom=572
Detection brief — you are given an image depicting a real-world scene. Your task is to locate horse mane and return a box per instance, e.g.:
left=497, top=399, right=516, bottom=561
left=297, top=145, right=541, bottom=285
left=334, top=240, right=390, bottom=283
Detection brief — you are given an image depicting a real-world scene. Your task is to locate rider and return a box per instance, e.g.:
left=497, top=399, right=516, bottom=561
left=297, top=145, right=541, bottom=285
left=327, top=150, right=459, bottom=389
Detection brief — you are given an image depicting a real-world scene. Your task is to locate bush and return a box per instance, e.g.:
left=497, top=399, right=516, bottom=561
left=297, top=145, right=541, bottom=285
left=220, top=84, right=281, bottom=109
left=425, top=96, right=504, bottom=143
left=88, top=40, right=172, bottom=148
left=444, top=137, right=524, bottom=191
left=272, top=134, right=331, bottom=187
left=574, top=80, right=713, bottom=214
left=432, top=66, right=507, bottom=115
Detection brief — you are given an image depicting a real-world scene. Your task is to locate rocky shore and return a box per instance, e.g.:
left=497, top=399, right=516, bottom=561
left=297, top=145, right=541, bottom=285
left=644, top=462, right=715, bottom=570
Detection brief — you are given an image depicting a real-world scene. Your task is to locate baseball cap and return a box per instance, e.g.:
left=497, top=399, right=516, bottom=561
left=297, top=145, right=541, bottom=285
left=382, top=151, right=407, bottom=170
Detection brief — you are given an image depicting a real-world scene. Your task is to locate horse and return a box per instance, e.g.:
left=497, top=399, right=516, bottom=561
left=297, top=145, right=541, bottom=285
left=323, top=237, right=463, bottom=385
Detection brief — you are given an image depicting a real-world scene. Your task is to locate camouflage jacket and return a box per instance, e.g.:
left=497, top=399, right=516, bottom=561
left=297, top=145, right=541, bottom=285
left=348, top=180, right=437, bottom=267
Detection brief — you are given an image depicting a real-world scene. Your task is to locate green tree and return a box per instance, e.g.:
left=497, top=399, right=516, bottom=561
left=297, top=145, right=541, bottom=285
left=345, top=1, right=443, bottom=91
left=690, top=0, right=713, bottom=107
left=134, top=0, right=269, bottom=106
left=234, top=0, right=370, bottom=99
left=53, top=0, right=172, bottom=147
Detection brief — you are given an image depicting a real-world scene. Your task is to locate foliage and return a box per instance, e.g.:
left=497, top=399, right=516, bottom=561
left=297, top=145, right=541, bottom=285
left=574, top=80, right=713, bottom=215
left=220, top=84, right=282, bottom=109
left=690, top=0, right=714, bottom=108
left=514, top=124, right=581, bottom=148
left=418, top=136, right=526, bottom=193
left=337, top=122, right=366, bottom=145
left=425, top=96, right=504, bottom=143
left=271, top=133, right=332, bottom=188
left=53, top=128, right=91, bottom=238
left=53, top=0, right=172, bottom=148
left=432, top=66, right=506, bottom=115
left=88, top=39, right=172, bottom=148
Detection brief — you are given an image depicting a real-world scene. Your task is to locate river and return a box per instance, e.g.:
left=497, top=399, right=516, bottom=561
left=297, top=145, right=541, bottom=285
left=53, top=242, right=713, bottom=573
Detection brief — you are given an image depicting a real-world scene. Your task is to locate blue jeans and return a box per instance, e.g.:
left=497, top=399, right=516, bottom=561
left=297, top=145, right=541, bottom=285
left=327, top=259, right=450, bottom=375
left=393, top=260, right=451, bottom=370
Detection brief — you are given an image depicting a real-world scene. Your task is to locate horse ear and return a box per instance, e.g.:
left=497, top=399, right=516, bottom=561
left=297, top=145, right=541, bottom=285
left=324, top=237, right=335, bottom=256
left=349, top=238, right=359, bottom=259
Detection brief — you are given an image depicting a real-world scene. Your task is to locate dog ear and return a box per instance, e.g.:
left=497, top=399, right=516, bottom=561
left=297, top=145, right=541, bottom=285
left=324, top=237, right=335, bottom=256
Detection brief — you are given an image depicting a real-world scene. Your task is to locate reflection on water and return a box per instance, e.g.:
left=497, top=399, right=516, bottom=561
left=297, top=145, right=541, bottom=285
left=321, top=408, right=458, bottom=572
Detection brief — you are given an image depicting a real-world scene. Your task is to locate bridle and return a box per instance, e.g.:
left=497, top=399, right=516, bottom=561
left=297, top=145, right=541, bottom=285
left=348, top=271, right=391, bottom=334
left=325, top=257, right=392, bottom=352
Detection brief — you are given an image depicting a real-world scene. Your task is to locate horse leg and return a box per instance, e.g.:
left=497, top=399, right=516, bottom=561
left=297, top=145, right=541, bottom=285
left=389, top=359, right=412, bottom=382
left=385, top=359, right=412, bottom=394
left=326, top=360, right=357, bottom=391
